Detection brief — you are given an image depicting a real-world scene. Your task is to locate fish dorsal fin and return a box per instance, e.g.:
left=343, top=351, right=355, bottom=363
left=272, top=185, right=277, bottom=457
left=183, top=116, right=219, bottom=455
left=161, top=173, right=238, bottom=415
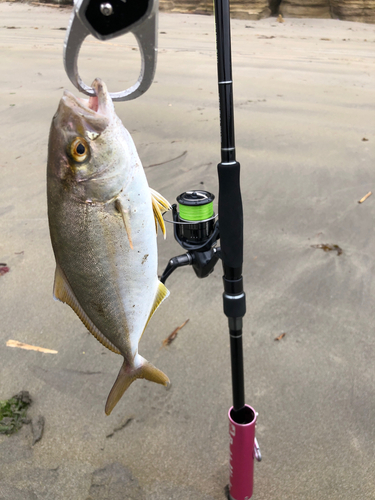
left=150, top=188, right=171, bottom=212
left=151, top=196, right=165, bottom=238
left=150, top=188, right=171, bottom=239
left=141, top=281, right=170, bottom=339
left=53, top=265, right=121, bottom=355
left=115, top=198, right=133, bottom=249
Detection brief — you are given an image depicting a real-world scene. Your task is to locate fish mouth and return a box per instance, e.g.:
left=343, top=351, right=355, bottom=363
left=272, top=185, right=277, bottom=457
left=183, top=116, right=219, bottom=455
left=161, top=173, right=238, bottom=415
left=87, top=79, right=106, bottom=113
left=59, top=78, right=113, bottom=132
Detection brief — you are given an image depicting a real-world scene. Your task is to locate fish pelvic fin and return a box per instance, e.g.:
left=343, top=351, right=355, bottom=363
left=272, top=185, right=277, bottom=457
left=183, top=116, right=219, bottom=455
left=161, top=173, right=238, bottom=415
left=105, top=357, right=170, bottom=415
left=115, top=198, right=134, bottom=249
left=53, top=264, right=121, bottom=355
left=150, top=188, right=171, bottom=239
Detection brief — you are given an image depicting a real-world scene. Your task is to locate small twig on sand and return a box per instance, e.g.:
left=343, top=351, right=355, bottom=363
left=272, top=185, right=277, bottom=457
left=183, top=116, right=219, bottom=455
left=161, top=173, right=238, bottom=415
left=358, top=191, right=372, bottom=204
left=162, top=319, right=189, bottom=348
left=274, top=333, right=286, bottom=341
left=6, top=340, right=58, bottom=354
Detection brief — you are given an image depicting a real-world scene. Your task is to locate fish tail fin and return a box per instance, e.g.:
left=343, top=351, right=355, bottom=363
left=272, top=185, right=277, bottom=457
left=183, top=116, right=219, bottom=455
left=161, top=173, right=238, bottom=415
left=105, top=357, right=169, bottom=415
left=139, top=357, right=170, bottom=387
left=105, top=360, right=136, bottom=416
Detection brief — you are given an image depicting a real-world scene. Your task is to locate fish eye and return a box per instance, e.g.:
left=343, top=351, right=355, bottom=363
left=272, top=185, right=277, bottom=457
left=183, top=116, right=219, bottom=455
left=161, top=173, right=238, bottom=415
left=69, top=137, right=90, bottom=163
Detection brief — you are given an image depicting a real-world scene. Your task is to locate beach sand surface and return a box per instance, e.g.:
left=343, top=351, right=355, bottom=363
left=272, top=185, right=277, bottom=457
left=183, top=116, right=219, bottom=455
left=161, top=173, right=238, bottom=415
left=0, top=3, right=374, bottom=499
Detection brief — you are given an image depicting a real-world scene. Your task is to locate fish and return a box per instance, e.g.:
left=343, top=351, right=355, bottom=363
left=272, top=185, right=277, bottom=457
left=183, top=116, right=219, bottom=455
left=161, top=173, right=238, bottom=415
left=47, top=78, right=171, bottom=415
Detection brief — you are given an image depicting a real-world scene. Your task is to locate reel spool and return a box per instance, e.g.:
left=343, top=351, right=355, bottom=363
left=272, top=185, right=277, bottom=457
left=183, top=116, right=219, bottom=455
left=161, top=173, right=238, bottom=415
left=175, top=190, right=216, bottom=248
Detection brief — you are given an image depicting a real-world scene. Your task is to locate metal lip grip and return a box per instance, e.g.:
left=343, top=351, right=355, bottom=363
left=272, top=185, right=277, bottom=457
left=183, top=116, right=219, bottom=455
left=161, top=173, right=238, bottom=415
left=64, top=0, right=158, bottom=101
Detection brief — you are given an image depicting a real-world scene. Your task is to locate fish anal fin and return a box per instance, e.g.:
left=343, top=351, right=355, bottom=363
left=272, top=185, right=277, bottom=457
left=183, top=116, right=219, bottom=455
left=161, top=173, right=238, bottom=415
left=105, top=358, right=169, bottom=415
left=53, top=265, right=121, bottom=355
left=53, top=263, right=70, bottom=303
left=115, top=198, right=133, bottom=249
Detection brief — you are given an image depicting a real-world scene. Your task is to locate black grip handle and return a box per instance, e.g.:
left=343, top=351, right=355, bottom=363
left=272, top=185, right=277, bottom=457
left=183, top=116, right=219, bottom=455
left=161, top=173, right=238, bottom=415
left=217, top=161, right=243, bottom=270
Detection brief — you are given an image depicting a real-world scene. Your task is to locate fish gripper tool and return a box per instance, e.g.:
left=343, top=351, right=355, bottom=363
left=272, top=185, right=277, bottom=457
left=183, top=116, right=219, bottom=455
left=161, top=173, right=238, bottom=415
left=64, top=0, right=158, bottom=101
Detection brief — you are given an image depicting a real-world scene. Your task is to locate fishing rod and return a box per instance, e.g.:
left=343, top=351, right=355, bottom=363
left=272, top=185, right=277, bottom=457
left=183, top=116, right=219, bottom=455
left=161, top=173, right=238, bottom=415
left=64, top=0, right=260, bottom=498
left=159, top=1, right=261, bottom=497
left=213, top=1, right=261, bottom=497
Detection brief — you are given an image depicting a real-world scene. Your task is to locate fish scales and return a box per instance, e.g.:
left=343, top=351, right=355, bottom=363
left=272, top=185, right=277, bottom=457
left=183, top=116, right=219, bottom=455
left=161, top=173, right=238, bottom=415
left=47, top=78, right=170, bottom=414
left=49, top=174, right=157, bottom=357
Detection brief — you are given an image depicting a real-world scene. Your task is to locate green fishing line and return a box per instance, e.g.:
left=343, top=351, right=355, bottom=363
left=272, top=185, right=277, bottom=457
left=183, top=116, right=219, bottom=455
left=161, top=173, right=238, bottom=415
left=178, top=202, right=214, bottom=221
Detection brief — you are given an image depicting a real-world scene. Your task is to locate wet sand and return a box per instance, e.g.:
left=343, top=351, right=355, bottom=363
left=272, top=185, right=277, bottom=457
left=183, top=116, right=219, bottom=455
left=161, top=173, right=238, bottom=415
left=0, top=3, right=374, bottom=499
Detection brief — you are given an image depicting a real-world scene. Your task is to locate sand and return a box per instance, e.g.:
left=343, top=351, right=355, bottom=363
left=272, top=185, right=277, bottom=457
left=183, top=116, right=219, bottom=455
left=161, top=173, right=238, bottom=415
left=0, top=3, right=374, bottom=499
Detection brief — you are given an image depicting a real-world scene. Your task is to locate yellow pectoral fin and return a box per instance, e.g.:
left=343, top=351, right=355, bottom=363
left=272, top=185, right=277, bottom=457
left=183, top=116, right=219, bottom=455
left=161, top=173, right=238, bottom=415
left=150, top=188, right=171, bottom=239
left=53, top=265, right=121, bottom=355
left=115, top=198, right=133, bottom=249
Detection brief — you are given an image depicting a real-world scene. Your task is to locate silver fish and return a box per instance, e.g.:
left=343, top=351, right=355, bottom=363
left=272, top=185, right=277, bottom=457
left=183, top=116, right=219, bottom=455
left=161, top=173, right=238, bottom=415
left=47, top=79, right=171, bottom=415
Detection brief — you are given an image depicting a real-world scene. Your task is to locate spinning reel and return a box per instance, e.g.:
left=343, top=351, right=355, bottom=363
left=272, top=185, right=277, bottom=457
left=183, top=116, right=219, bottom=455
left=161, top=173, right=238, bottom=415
left=160, top=190, right=221, bottom=284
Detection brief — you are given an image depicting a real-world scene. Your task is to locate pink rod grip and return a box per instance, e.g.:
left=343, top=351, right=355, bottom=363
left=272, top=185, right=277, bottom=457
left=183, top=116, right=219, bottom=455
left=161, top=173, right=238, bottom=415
left=228, top=405, right=257, bottom=500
